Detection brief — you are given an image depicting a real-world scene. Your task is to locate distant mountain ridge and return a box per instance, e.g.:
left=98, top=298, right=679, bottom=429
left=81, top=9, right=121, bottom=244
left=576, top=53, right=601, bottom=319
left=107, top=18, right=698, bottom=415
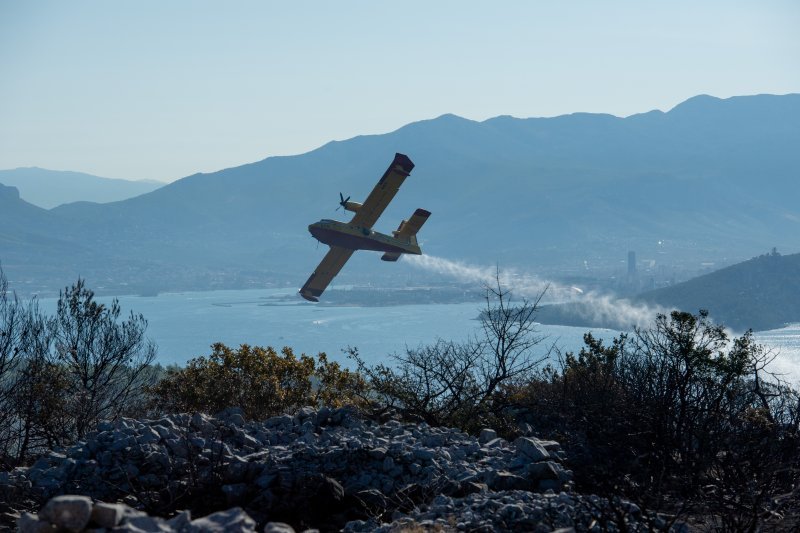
left=1, top=93, right=799, bottom=295
left=0, top=167, right=163, bottom=208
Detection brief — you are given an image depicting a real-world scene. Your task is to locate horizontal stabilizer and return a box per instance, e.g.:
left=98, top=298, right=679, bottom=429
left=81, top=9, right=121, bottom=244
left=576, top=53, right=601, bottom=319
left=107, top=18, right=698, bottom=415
left=394, top=208, right=431, bottom=239
left=381, top=252, right=401, bottom=262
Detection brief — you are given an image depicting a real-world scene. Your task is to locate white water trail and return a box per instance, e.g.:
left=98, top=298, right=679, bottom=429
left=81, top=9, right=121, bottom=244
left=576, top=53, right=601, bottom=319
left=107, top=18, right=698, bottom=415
left=404, top=256, right=800, bottom=383
left=404, top=254, right=664, bottom=330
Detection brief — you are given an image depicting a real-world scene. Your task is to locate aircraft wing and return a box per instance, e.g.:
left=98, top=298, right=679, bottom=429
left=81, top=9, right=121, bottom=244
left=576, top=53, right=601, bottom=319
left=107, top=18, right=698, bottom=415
left=349, top=153, right=415, bottom=229
left=299, top=246, right=355, bottom=301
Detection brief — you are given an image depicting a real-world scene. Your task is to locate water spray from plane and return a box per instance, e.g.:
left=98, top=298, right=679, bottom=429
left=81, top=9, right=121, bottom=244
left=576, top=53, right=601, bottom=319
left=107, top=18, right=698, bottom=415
left=404, top=254, right=665, bottom=330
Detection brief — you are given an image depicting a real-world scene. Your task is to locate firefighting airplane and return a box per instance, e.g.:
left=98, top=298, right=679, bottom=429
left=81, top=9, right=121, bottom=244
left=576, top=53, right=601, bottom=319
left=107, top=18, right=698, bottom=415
left=299, top=153, right=430, bottom=302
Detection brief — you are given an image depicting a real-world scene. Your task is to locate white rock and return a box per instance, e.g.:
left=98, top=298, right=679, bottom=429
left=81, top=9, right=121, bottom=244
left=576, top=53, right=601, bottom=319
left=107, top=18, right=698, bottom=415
left=190, top=507, right=256, bottom=532
left=514, top=436, right=550, bottom=462
left=39, top=495, right=93, bottom=532
left=264, top=522, right=296, bottom=533
left=478, top=428, right=497, bottom=443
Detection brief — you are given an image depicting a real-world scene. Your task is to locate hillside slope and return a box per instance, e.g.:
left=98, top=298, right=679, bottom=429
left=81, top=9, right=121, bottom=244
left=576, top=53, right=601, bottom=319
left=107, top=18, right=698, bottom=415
left=0, top=168, right=162, bottom=208
left=638, top=251, right=800, bottom=331
left=1, top=93, right=799, bottom=294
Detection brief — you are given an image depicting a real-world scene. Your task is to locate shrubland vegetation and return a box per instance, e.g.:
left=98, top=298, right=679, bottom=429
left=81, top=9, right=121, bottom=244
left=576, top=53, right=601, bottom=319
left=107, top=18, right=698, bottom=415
left=2, top=268, right=799, bottom=530
left=1, top=272, right=156, bottom=466
left=148, top=342, right=368, bottom=418
left=348, top=280, right=549, bottom=435
left=517, top=312, right=800, bottom=530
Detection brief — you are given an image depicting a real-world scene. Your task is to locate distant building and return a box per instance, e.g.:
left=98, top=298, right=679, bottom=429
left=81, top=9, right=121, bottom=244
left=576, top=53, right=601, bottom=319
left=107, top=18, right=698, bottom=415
left=627, top=251, right=636, bottom=276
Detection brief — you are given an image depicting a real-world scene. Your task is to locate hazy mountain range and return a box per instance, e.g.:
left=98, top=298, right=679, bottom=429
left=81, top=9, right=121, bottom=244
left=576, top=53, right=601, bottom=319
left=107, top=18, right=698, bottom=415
left=0, top=168, right=162, bottom=209
left=1, top=93, right=798, bottom=296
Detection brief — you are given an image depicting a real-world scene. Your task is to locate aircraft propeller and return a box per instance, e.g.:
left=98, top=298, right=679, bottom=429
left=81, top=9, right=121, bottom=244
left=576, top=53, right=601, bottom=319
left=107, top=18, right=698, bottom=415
left=337, top=192, right=351, bottom=211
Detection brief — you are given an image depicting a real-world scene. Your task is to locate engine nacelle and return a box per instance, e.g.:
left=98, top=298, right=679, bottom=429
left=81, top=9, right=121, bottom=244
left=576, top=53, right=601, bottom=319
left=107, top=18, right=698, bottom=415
left=343, top=201, right=362, bottom=213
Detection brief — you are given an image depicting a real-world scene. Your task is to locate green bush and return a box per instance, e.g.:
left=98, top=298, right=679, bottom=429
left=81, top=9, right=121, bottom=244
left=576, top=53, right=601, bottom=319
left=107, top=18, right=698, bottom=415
left=148, top=342, right=368, bottom=419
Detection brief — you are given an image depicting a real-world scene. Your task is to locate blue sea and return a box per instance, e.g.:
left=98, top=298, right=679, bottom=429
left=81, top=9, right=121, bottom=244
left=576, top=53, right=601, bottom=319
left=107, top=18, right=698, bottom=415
left=36, top=288, right=800, bottom=385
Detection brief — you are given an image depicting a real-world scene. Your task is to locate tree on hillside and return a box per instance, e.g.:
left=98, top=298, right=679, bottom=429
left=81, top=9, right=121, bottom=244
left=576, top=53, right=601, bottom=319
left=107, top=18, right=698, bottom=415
left=0, top=268, right=31, bottom=466
left=1, top=269, right=64, bottom=466
left=53, top=279, right=157, bottom=439
left=0, top=270, right=158, bottom=464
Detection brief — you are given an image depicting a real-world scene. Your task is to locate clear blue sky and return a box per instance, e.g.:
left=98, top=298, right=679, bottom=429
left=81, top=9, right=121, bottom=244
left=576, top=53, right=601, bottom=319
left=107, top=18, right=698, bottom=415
left=1, top=1, right=798, bottom=182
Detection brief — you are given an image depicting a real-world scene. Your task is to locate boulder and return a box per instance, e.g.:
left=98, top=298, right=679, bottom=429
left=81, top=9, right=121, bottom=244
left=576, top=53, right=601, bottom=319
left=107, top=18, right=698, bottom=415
left=481, top=437, right=505, bottom=449
left=118, top=515, right=172, bottom=532
left=167, top=510, right=192, bottom=529
left=478, top=428, right=497, bottom=444
left=412, top=448, right=434, bottom=461
left=39, top=495, right=92, bottom=532
left=90, top=502, right=127, bottom=528
left=189, top=507, right=256, bottom=532
left=17, top=512, right=57, bottom=533
left=488, top=471, right=532, bottom=491
left=216, top=407, right=247, bottom=426
left=514, top=437, right=550, bottom=462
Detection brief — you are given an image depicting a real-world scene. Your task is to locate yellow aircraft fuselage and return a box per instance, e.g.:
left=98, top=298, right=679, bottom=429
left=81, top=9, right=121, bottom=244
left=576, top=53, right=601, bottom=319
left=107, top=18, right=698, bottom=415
left=299, top=153, right=429, bottom=302
left=309, top=219, right=422, bottom=255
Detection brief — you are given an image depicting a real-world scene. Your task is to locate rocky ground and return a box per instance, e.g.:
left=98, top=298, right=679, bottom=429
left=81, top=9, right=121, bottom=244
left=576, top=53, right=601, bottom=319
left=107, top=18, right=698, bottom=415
left=1, top=406, right=673, bottom=531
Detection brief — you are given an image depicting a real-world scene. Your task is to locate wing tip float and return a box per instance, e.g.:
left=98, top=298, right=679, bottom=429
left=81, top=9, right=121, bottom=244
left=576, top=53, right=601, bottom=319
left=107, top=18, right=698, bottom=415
left=298, top=152, right=430, bottom=302
left=299, top=290, right=320, bottom=302
left=392, top=152, right=415, bottom=174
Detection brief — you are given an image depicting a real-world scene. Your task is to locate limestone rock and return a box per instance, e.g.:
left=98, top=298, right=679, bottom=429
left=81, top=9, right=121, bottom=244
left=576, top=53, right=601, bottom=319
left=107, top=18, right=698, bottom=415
left=39, top=495, right=92, bottom=532
left=118, top=515, right=173, bottom=532
left=90, top=501, right=127, bottom=528
left=17, top=512, right=57, bottom=533
left=189, top=507, right=256, bottom=532
left=478, top=428, right=497, bottom=443
left=514, top=436, right=550, bottom=462
left=7, top=406, right=582, bottom=532
left=263, top=522, right=296, bottom=533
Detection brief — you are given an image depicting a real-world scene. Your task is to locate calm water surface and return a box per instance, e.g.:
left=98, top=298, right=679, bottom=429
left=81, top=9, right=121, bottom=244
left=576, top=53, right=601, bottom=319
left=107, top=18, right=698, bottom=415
left=38, top=288, right=800, bottom=384
left=38, top=288, right=616, bottom=366
left=753, top=325, right=800, bottom=386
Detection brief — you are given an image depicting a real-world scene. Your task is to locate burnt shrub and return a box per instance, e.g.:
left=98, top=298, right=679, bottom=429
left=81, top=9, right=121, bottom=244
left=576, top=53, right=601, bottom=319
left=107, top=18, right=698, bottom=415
left=512, top=310, right=800, bottom=529
left=350, top=276, right=550, bottom=434
left=1, top=271, right=157, bottom=466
